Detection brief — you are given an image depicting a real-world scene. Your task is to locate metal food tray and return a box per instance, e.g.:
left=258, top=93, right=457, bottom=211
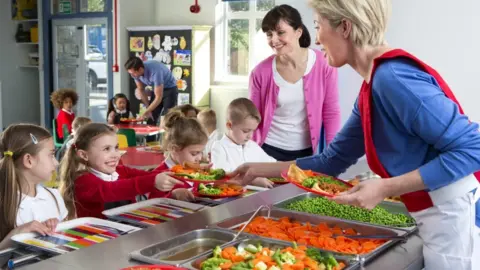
left=102, top=198, right=208, bottom=228
left=274, top=193, right=417, bottom=234
left=180, top=237, right=359, bottom=270
left=208, top=208, right=406, bottom=264
left=129, top=229, right=248, bottom=266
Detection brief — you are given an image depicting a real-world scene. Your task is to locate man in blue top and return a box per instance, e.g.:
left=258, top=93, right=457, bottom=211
left=125, top=57, right=178, bottom=125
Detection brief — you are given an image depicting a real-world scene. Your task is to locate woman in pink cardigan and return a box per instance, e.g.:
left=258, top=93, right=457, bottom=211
left=249, top=4, right=341, bottom=161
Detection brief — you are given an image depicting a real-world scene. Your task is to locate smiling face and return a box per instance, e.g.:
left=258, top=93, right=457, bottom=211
left=314, top=13, right=351, bottom=68
left=78, top=133, right=120, bottom=174
left=266, top=20, right=303, bottom=56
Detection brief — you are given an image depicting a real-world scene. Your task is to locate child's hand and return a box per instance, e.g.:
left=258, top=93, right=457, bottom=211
left=171, top=188, right=195, bottom=201
left=155, top=173, right=185, bottom=191
left=251, top=177, right=274, bottom=189
left=13, top=221, right=53, bottom=236
left=42, top=218, right=59, bottom=232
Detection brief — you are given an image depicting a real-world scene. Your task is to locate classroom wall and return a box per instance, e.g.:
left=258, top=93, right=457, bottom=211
left=113, top=0, right=156, bottom=96
left=0, top=1, right=41, bottom=128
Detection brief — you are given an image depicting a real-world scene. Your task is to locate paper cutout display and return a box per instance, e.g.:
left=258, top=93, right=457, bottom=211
left=172, top=67, right=183, bottom=80
left=179, top=37, right=187, bottom=49
left=173, top=50, right=191, bottom=66
left=178, top=93, right=189, bottom=105
left=162, top=35, right=173, bottom=51
left=177, top=79, right=188, bottom=91
left=172, top=37, right=179, bottom=46
left=153, top=34, right=161, bottom=50
left=183, top=68, right=190, bottom=78
left=130, top=37, right=145, bottom=52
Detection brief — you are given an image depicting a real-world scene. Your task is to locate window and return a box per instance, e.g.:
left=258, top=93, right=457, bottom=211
left=216, top=0, right=275, bottom=80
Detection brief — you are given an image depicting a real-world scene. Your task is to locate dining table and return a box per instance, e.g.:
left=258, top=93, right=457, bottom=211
left=120, top=146, right=165, bottom=170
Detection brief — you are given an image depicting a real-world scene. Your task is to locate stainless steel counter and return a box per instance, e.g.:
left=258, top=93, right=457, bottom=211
left=21, top=184, right=424, bottom=270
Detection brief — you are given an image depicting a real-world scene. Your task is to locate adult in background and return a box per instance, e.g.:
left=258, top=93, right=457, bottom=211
left=232, top=0, right=480, bottom=268
left=124, top=57, right=178, bottom=125
left=249, top=4, right=341, bottom=161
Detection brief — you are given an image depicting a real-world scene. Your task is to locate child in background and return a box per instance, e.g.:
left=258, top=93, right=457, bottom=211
left=57, top=117, right=92, bottom=160
left=107, top=93, right=133, bottom=124
left=0, top=124, right=68, bottom=250
left=174, top=104, right=200, bottom=118
left=151, top=110, right=210, bottom=201
left=58, top=123, right=185, bottom=219
left=197, top=109, right=221, bottom=160
left=211, top=98, right=275, bottom=188
left=50, top=89, right=78, bottom=140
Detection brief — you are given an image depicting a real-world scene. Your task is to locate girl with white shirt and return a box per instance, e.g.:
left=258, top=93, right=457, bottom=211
left=0, top=124, right=68, bottom=250
left=58, top=123, right=184, bottom=219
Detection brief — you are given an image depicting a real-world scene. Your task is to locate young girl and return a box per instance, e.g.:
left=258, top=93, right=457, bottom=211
left=50, top=88, right=78, bottom=140
left=58, top=123, right=185, bottom=219
left=151, top=111, right=209, bottom=201
left=107, top=93, right=133, bottom=124
left=0, top=124, right=68, bottom=250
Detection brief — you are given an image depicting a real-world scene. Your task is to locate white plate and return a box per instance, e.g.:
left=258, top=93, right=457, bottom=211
left=11, top=217, right=140, bottom=255
left=102, top=198, right=208, bottom=227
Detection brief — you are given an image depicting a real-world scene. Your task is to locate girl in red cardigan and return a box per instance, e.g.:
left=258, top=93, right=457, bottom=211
left=150, top=110, right=210, bottom=201
left=50, top=89, right=79, bottom=140
left=58, top=123, right=185, bottom=219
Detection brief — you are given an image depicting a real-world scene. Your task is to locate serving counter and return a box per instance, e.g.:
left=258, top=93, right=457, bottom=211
left=21, top=184, right=424, bottom=270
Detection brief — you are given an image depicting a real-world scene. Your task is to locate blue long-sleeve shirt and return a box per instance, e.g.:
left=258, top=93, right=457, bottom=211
left=297, top=58, right=480, bottom=224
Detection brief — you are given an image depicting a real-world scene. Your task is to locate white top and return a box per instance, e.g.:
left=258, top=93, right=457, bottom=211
left=16, top=185, right=68, bottom=226
left=90, top=168, right=119, bottom=182
left=204, top=129, right=221, bottom=158
left=264, top=49, right=316, bottom=151
left=211, top=135, right=276, bottom=172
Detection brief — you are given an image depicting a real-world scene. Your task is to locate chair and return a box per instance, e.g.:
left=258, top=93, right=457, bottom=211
left=117, top=128, right=136, bottom=146
left=117, top=134, right=129, bottom=149
left=62, top=124, right=70, bottom=140
left=52, top=119, right=63, bottom=148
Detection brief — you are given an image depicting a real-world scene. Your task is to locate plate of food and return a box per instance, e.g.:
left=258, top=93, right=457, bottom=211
left=193, top=183, right=246, bottom=198
left=120, top=118, right=143, bottom=123
left=170, top=163, right=228, bottom=183
left=268, top=177, right=288, bottom=184
left=281, top=164, right=352, bottom=197
left=122, top=266, right=188, bottom=270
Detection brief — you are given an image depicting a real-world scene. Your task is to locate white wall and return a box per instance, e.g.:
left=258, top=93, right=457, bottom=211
left=113, top=0, right=156, bottom=95
left=0, top=1, right=41, bottom=127
left=154, top=0, right=217, bottom=26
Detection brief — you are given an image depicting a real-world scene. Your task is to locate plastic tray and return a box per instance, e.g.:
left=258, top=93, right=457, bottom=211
left=102, top=198, right=208, bottom=227
left=11, top=218, right=139, bottom=254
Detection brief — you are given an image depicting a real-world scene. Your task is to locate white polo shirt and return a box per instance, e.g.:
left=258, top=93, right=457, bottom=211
left=211, top=135, right=276, bottom=172
left=16, top=185, right=68, bottom=226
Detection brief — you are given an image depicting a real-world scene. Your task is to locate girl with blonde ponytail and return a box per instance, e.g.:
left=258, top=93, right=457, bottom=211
left=0, top=124, right=68, bottom=250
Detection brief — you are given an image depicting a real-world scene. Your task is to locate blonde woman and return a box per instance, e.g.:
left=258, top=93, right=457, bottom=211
left=231, top=0, right=480, bottom=268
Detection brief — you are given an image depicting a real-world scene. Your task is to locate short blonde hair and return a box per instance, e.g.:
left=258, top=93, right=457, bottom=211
left=197, top=109, right=217, bottom=131
left=227, top=98, right=261, bottom=125
left=309, top=0, right=391, bottom=47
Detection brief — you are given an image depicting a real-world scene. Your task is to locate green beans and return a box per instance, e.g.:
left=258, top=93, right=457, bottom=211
left=284, top=197, right=415, bottom=227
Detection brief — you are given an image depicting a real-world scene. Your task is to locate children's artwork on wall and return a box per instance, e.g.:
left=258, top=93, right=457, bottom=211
left=153, top=49, right=169, bottom=64
left=179, top=36, right=187, bottom=49
left=129, top=37, right=145, bottom=52
left=145, top=51, right=153, bottom=60
left=183, top=68, right=190, bottom=78
left=177, top=79, right=188, bottom=91
left=162, top=35, right=173, bottom=51
left=173, top=50, right=192, bottom=66
left=153, top=34, right=161, bottom=50
left=172, top=37, right=179, bottom=46
left=147, top=37, right=153, bottom=50
left=172, top=67, right=183, bottom=80
left=178, top=93, right=190, bottom=105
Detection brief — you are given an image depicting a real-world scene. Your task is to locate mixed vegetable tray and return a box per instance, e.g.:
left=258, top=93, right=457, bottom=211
left=170, top=164, right=228, bottom=183
left=195, top=184, right=246, bottom=198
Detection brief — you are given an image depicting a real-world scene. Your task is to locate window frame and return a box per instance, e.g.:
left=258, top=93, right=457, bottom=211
left=214, top=0, right=273, bottom=83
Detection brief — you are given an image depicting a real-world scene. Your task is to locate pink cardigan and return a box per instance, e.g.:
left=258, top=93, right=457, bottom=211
left=249, top=49, right=341, bottom=153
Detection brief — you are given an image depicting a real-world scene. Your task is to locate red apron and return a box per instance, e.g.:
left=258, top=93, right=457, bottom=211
left=358, top=49, right=480, bottom=212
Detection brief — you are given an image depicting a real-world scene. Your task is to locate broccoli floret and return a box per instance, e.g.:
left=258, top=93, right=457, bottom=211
left=213, top=246, right=222, bottom=258
left=201, top=257, right=229, bottom=270
left=210, top=168, right=226, bottom=180
left=302, top=177, right=318, bottom=188
left=199, top=183, right=207, bottom=191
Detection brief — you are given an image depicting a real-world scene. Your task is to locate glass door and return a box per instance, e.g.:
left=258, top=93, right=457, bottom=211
left=52, top=18, right=109, bottom=123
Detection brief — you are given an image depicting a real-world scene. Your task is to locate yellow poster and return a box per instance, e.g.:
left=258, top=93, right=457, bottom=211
left=130, top=37, right=145, bottom=52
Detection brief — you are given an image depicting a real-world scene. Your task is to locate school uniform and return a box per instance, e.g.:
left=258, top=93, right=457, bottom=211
left=204, top=129, right=221, bottom=160
left=74, top=166, right=162, bottom=218
left=110, top=109, right=133, bottom=124
left=148, top=157, right=191, bottom=199
left=56, top=109, right=75, bottom=140
left=211, top=135, right=276, bottom=172
left=17, top=185, right=68, bottom=226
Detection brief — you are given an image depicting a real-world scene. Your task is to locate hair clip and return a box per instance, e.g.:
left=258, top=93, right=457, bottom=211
left=30, top=133, right=38, bottom=144
left=3, top=151, right=13, bottom=157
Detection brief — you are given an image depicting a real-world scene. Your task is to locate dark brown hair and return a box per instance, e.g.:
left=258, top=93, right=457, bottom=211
left=107, top=93, right=131, bottom=120
left=124, top=56, right=144, bottom=71
left=227, top=98, right=261, bottom=125
left=197, top=109, right=217, bottom=132
left=0, top=124, right=52, bottom=240
left=162, top=111, right=208, bottom=151
left=59, top=123, right=116, bottom=220
left=262, top=4, right=311, bottom=48
left=50, top=89, right=79, bottom=109
left=172, top=104, right=200, bottom=118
